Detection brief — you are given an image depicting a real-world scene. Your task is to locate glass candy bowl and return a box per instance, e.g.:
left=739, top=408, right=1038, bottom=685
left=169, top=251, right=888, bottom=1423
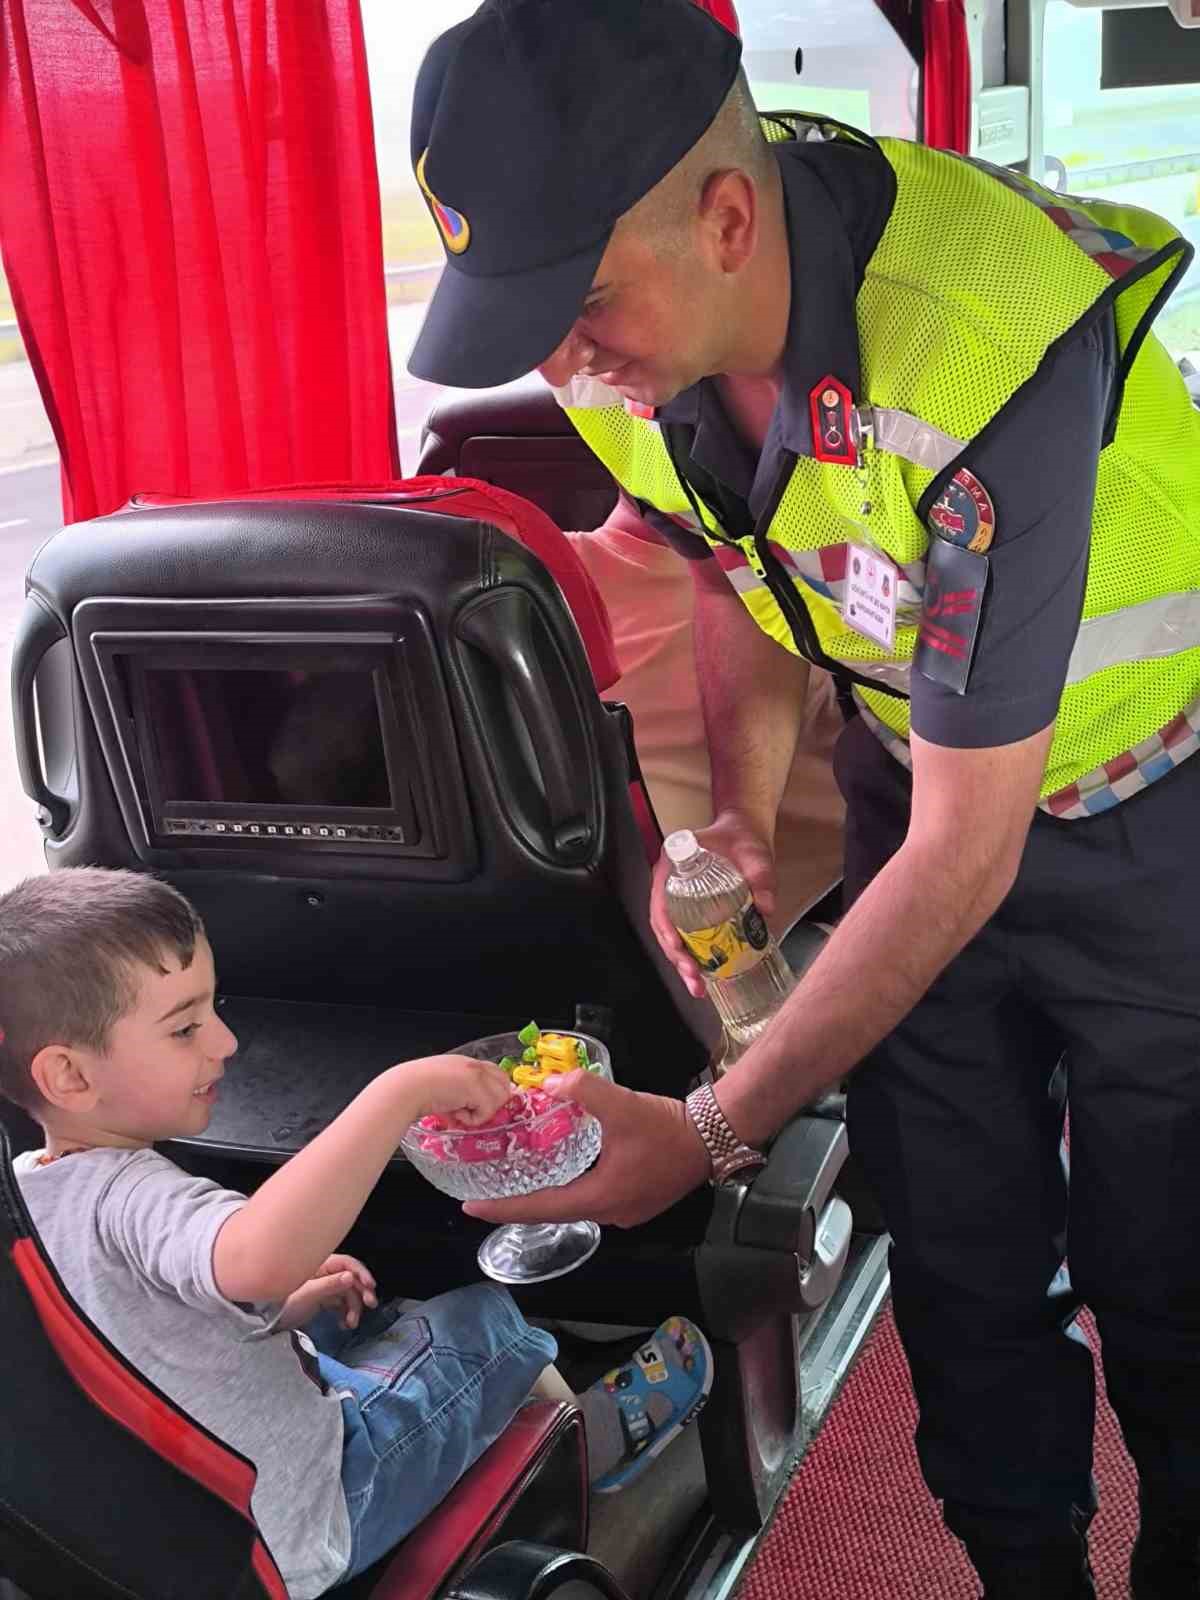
left=399, top=1030, right=611, bottom=1285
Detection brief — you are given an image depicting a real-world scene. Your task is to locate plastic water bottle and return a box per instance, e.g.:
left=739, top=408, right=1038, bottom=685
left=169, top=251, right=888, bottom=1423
left=663, top=829, right=794, bottom=1051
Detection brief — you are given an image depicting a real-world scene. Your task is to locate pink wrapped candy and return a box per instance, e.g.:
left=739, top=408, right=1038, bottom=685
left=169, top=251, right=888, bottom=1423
left=414, top=1086, right=583, bottom=1164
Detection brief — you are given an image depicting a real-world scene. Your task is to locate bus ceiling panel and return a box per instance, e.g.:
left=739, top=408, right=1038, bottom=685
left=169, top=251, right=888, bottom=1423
left=1063, top=0, right=1199, bottom=17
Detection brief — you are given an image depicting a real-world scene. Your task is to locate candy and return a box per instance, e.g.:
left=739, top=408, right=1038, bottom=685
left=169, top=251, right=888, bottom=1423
left=410, top=1028, right=599, bottom=1169
left=455, top=1130, right=513, bottom=1164
left=537, top=1034, right=578, bottom=1067
left=525, top=1108, right=576, bottom=1150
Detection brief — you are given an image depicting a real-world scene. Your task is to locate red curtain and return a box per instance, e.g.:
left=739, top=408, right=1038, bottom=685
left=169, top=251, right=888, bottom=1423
left=922, top=0, right=971, bottom=154
left=0, top=0, right=399, bottom=524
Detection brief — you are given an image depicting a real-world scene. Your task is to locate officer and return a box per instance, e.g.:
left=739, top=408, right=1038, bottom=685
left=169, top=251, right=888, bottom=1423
left=406, top=3, right=1200, bottom=1595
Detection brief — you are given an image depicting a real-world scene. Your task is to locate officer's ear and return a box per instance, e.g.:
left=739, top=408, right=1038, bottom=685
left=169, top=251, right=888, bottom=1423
left=695, top=168, right=758, bottom=274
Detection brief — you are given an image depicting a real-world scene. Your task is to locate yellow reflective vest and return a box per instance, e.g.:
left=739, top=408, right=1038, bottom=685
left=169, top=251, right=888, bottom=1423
left=560, top=122, right=1200, bottom=817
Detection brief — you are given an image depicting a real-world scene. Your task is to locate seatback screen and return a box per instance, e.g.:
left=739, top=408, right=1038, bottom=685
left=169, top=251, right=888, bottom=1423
left=141, top=666, right=393, bottom=810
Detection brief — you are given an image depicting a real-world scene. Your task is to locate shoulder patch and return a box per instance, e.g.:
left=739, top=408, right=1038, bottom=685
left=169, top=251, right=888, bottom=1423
left=927, top=468, right=995, bottom=553
left=914, top=539, right=989, bottom=696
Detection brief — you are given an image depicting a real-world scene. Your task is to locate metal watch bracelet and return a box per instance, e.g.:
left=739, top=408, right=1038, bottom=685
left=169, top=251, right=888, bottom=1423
left=684, top=1081, right=767, bottom=1187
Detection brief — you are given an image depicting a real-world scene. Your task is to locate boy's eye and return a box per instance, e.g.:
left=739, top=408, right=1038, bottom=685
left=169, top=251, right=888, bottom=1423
left=172, top=1022, right=201, bottom=1040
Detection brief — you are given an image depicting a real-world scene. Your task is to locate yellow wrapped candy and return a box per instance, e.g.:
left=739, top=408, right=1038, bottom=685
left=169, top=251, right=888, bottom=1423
left=512, top=1063, right=547, bottom=1089
left=536, top=1034, right=578, bottom=1068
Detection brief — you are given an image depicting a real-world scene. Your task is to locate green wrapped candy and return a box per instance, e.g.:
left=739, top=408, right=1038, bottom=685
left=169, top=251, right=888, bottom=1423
left=498, top=1056, right=520, bottom=1076
left=517, top=1021, right=541, bottom=1047
left=575, top=1040, right=589, bottom=1069
left=522, top=1046, right=538, bottom=1064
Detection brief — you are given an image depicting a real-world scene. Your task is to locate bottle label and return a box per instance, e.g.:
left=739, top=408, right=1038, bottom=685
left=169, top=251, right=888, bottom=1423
left=678, top=896, right=770, bottom=980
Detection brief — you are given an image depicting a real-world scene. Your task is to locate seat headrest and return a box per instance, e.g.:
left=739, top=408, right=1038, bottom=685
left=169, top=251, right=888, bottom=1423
left=421, top=380, right=576, bottom=454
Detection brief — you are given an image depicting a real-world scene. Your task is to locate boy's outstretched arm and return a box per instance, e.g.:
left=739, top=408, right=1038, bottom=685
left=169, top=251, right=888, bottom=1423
left=212, top=1055, right=510, bottom=1305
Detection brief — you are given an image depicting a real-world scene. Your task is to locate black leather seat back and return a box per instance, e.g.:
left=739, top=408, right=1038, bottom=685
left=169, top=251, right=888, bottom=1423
left=15, top=499, right=717, bottom=1122
left=419, top=384, right=618, bottom=533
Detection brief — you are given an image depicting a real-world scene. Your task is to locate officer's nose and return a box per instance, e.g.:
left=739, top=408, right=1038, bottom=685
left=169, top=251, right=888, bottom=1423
left=538, top=326, right=596, bottom=387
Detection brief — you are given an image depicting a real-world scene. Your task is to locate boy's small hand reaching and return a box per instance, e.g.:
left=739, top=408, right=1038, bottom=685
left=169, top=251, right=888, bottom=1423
left=277, top=1253, right=378, bottom=1331
left=412, top=1054, right=514, bottom=1127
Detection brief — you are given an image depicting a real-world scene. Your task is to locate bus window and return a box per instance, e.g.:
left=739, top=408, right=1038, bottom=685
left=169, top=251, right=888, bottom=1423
left=360, top=0, right=479, bottom=466
left=360, top=0, right=921, bottom=465
left=740, top=0, right=919, bottom=138
left=1041, top=1, right=1200, bottom=360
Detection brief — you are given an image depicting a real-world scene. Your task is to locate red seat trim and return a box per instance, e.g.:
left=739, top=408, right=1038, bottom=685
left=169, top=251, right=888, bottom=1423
left=128, top=476, right=621, bottom=693
left=11, top=1238, right=287, bottom=1599
left=369, top=1400, right=587, bottom=1600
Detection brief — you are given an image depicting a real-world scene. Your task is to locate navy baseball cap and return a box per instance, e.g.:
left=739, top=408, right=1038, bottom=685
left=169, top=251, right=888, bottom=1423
left=407, top=0, right=742, bottom=388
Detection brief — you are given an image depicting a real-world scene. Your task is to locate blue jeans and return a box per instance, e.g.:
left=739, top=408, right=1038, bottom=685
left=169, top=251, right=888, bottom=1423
left=308, top=1284, right=557, bottom=1583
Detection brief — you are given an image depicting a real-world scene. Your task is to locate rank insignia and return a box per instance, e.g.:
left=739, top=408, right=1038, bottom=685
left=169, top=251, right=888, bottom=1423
left=927, top=467, right=995, bottom=553
left=809, top=374, right=857, bottom=466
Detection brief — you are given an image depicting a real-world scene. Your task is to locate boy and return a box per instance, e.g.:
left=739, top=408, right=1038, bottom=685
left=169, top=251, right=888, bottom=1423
left=0, top=869, right=712, bottom=1597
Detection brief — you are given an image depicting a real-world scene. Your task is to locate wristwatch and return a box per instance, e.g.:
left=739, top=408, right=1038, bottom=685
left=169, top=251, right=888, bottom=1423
left=685, top=1082, right=768, bottom=1187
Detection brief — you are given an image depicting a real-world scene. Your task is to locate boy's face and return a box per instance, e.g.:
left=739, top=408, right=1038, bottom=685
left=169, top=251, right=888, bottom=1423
left=81, top=937, right=237, bottom=1145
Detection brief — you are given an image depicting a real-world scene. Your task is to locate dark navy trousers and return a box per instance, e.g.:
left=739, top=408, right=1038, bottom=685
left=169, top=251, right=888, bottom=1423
left=838, top=714, right=1200, bottom=1550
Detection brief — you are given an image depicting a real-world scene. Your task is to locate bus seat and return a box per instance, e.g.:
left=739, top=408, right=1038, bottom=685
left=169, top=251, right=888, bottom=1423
left=128, top=478, right=622, bottom=695
left=128, top=479, right=660, bottom=868
left=0, top=1123, right=601, bottom=1600
left=12, top=494, right=856, bottom=1533
left=418, top=382, right=618, bottom=536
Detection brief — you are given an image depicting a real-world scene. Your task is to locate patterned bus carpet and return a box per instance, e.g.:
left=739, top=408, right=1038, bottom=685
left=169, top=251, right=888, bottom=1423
left=738, top=1308, right=1138, bottom=1599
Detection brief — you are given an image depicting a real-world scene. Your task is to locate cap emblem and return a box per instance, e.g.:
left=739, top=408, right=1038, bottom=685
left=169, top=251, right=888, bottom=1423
left=416, top=149, right=471, bottom=255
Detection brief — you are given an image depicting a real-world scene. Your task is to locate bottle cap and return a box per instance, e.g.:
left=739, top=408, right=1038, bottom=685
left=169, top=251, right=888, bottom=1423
left=664, top=829, right=700, bottom=867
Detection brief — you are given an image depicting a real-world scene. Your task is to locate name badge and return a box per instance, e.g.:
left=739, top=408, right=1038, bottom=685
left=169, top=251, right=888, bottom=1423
left=842, top=543, right=897, bottom=651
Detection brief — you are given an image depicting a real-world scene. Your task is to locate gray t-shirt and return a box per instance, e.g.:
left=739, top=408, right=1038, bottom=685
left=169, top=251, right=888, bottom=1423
left=15, top=1146, right=352, bottom=1598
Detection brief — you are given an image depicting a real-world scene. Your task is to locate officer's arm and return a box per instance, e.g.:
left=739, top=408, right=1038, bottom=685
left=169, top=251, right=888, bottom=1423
left=714, top=310, right=1115, bottom=1143
left=692, top=553, right=813, bottom=851
left=715, top=720, right=1052, bottom=1145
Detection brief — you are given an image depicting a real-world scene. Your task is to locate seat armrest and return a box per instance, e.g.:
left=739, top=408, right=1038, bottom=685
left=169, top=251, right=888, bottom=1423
left=695, top=1116, right=851, bottom=1342
left=366, top=1402, right=587, bottom=1600
left=736, top=1118, right=847, bottom=1258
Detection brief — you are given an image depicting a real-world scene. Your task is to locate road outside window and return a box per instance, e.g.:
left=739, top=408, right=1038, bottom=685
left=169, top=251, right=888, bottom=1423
left=1042, top=1, right=1200, bottom=361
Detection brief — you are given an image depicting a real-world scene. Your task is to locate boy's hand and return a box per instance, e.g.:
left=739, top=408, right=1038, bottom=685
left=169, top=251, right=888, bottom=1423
left=401, top=1054, right=515, bottom=1127
left=277, top=1253, right=378, bottom=1331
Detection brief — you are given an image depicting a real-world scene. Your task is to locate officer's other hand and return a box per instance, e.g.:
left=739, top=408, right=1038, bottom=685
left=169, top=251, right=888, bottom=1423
left=650, top=810, right=777, bottom=999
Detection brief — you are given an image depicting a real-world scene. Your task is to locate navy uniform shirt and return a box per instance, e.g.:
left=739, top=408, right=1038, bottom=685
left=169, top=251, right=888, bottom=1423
left=637, top=136, right=1116, bottom=752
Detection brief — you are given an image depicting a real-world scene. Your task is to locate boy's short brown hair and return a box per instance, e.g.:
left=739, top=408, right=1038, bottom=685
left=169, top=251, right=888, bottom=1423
left=0, top=869, right=205, bottom=1112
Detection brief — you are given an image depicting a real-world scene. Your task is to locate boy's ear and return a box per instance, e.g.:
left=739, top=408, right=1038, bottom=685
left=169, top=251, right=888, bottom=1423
left=30, top=1045, right=99, bottom=1113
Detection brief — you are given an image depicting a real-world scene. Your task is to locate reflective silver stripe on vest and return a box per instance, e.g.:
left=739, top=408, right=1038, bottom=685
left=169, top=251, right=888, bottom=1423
left=1066, top=591, right=1200, bottom=686
left=858, top=406, right=965, bottom=473
left=844, top=657, right=913, bottom=692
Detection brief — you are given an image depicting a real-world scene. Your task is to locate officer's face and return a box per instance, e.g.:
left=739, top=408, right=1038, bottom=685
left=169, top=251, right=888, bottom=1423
left=538, top=224, right=729, bottom=408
